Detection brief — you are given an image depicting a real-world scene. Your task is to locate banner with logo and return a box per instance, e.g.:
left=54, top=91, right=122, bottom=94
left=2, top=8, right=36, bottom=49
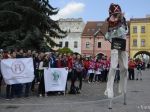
left=44, top=68, right=68, bottom=92
left=1, top=58, right=34, bottom=85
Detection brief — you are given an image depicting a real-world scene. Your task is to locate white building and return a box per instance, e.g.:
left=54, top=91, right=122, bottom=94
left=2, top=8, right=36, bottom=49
left=53, top=18, right=85, bottom=54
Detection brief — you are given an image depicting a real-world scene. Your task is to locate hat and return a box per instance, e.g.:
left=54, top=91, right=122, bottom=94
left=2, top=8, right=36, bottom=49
left=109, top=3, right=122, bottom=16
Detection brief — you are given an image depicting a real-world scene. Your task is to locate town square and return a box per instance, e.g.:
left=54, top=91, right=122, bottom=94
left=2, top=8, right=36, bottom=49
left=0, top=0, right=150, bottom=112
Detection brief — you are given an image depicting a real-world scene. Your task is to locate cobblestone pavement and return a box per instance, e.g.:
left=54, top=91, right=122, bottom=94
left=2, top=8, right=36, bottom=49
left=0, top=69, right=150, bottom=112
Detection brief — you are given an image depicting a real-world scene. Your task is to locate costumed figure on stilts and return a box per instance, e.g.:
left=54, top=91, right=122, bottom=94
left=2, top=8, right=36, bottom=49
left=104, top=3, right=128, bottom=104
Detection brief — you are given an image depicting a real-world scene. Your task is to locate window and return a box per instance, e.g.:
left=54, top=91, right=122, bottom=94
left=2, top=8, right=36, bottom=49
left=133, top=39, right=137, bottom=47
left=59, top=41, right=63, bottom=48
left=86, top=42, right=90, bottom=48
left=74, top=41, right=78, bottom=48
left=133, top=26, right=137, bottom=33
left=141, top=39, right=145, bottom=47
left=65, top=41, right=69, bottom=47
left=141, top=26, right=145, bottom=33
left=98, top=42, right=101, bottom=48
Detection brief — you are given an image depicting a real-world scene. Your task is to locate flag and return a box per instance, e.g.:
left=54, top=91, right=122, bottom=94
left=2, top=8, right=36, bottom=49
left=1, top=58, right=34, bottom=84
left=44, top=68, right=68, bottom=92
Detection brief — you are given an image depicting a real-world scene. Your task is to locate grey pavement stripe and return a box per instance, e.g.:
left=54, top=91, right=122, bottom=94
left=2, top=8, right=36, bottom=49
left=0, top=94, right=123, bottom=106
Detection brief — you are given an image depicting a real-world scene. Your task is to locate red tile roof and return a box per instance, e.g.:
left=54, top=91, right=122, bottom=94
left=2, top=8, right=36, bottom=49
left=82, top=21, right=130, bottom=37
left=82, top=21, right=106, bottom=36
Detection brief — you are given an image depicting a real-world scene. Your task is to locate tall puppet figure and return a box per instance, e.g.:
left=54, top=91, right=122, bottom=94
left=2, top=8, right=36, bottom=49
left=104, top=3, right=128, bottom=99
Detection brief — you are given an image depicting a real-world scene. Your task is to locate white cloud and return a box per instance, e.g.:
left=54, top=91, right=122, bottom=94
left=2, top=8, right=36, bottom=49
left=52, top=1, right=85, bottom=20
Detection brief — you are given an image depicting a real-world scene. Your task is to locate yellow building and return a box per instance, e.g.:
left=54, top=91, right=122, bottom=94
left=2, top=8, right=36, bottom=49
left=130, top=17, right=150, bottom=58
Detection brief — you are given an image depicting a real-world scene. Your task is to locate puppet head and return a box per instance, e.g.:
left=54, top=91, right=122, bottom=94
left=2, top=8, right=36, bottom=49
left=108, top=3, right=123, bottom=27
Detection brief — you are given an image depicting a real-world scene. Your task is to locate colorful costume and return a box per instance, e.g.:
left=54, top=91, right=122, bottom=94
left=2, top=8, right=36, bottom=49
left=104, top=3, right=128, bottom=98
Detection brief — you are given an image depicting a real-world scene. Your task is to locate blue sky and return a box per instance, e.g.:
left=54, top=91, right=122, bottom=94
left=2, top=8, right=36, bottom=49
left=50, top=0, right=150, bottom=22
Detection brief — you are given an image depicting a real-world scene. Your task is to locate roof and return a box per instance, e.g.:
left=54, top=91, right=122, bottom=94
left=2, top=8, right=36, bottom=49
left=82, top=21, right=107, bottom=36
left=130, top=17, right=150, bottom=23
left=82, top=21, right=130, bottom=37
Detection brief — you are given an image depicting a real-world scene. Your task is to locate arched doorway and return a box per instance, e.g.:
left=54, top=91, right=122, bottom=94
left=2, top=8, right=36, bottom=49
left=95, top=53, right=105, bottom=60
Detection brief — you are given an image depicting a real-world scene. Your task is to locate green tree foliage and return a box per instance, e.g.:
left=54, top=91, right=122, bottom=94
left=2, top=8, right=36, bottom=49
left=0, top=0, right=66, bottom=50
left=57, top=47, right=73, bottom=54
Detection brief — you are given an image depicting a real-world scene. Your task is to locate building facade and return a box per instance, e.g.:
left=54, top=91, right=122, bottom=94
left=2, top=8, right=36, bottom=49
left=130, top=17, right=150, bottom=58
left=53, top=18, right=85, bottom=54
left=81, top=21, right=130, bottom=58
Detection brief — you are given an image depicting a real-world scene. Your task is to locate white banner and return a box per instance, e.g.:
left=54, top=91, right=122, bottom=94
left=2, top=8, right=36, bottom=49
left=1, top=58, right=34, bottom=85
left=44, top=68, right=68, bottom=92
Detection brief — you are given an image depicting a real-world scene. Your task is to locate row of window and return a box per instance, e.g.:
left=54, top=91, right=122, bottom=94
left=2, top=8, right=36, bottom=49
left=59, top=41, right=78, bottom=48
left=133, top=26, right=145, bottom=33
left=86, top=42, right=101, bottom=48
left=133, top=39, right=145, bottom=47
left=59, top=41, right=102, bottom=48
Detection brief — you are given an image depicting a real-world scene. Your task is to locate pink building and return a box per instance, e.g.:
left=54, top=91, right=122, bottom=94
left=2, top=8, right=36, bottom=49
left=81, top=21, right=130, bottom=58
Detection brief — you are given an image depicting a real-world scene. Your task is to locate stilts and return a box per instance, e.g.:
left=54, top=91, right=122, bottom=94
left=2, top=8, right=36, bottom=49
left=124, top=93, right=127, bottom=105
left=108, top=98, right=113, bottom=110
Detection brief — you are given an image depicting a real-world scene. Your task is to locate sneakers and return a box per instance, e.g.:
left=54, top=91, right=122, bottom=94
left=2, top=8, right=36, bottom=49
left=104, top=89, right=114, bottom=98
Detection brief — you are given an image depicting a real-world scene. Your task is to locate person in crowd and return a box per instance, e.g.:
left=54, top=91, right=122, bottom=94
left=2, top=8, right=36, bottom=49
left=38, top=54, right=49, bottom=97
left=67, top=53, right=73, bottom=80
left=70, top=54, right=83, bottom=93
left=3, top=50, right=13, bottom=100
left=88, top=57, right=96, bottom=83
left=70, top=53, right=77, bottom=91
left=24, top=50, right=33, bottom=97
left=62, top=54, right=68, bottom=68
left=95, top=59, right=103, bottom=82
left=9, top=51, right=18, bottom=99
left=49, top=52, right=56, bottom=68
left=56, top=54, right=64, bottom=68
left=15, top=49, right=24, bottom=98
left=31, top=51, right=40, bottom=92
left=128, top=58, right=136, bottom=80
left=135, top=59, right=143, bottom=80
left=102, top=57, right=108, bottom=82
left=83, top=57, right=90, bottom=81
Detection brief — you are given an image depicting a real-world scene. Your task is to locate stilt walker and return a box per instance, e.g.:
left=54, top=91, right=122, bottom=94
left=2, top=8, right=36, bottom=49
left=104, top=3, right=128, bottom=109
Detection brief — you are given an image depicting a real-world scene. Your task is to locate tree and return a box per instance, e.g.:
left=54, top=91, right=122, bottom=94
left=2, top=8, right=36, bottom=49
left=0, top=0, right=66, bottom=50
left=57, top=47, right=73, bottom=54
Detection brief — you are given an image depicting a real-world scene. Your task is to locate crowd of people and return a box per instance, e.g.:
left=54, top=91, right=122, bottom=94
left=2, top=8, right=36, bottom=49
left=128, top=58, right=146, bottom=81
left=0, top=49, right=147, bottom=100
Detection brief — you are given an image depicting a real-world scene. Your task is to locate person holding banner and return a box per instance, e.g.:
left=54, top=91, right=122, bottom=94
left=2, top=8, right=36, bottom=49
left=38, top=54, right=49, bottom=97
left=3, top=51, right=14, bottom=100
left=24, top=50, right=33, bottom=97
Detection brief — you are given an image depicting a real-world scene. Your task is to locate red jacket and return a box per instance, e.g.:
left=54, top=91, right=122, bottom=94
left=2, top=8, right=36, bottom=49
left=56, top=59, right=63, bottom=68
left=95, top=62, right=102, bottom=71
left=83, top=60, right=90, bottom=70
left=67, top=56, right=73, bottom=69
left=128, top=61, right=135, bottom=69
